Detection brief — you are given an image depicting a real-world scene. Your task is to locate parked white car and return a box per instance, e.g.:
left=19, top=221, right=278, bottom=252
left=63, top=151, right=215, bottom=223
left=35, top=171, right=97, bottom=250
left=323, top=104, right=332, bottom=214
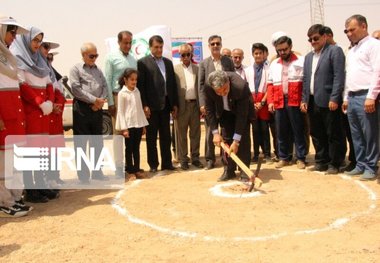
left=62, top=76, right=113, bottom=135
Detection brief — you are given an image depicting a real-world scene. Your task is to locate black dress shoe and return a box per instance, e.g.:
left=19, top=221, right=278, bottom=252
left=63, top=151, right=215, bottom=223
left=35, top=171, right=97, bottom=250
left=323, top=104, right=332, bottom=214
left=308, top=163, right=328, bottom=172
left=217, top=171, right=236, bottom=182
left=343, top=162, right=356, bottom=172
left=162, top=165, right=176, bottom=171
left=191, top=160, right=204, bottom=168
left=39, top=189, right=60, bottom=200
left=180, top=162, right=189, bottom=170
left=218, top=171, right=229, bottom=181
left=149, top=168, right=158, bottom=173
left=24, top=190, right=49, bottom=203
left=205, top=161, right=214, bottom=170
left=325, top=166, right=339, bottom=174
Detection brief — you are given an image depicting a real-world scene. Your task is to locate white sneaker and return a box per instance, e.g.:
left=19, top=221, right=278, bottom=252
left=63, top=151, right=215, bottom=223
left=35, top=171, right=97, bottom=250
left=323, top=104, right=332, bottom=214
left=14, top=199, right=34, bottom=211
left=0, top=205, right=28, bottom=218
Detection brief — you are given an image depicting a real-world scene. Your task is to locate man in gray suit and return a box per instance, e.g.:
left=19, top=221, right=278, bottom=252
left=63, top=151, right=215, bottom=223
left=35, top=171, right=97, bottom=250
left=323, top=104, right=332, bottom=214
left=198, top=35, right=234, bottom=170
left=301, top=24, right=346, bottom=174
left=174, top=44, right=204, bottom=170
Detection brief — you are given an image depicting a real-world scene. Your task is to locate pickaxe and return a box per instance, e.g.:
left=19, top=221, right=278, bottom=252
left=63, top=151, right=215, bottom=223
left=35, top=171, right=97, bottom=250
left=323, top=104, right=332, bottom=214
left=220, top=141, right=263, bottom=192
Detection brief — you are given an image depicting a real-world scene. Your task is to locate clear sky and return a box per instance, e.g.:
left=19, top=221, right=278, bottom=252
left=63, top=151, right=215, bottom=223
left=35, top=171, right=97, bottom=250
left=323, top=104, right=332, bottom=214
left=2, top=0, right=380, bottom=76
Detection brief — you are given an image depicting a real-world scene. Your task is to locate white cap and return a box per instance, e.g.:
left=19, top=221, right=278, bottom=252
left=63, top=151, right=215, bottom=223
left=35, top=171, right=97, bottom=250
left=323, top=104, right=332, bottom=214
left=42, top=39, right=60, bottom=49
left=0, top=15, right=29, bottom=35
left=271, top=31, right=287, bottom=46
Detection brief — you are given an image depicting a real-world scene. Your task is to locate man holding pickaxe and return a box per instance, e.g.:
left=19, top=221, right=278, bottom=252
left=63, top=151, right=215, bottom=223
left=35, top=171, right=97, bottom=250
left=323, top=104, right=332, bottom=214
left=205, top=70, right=253, bottom=182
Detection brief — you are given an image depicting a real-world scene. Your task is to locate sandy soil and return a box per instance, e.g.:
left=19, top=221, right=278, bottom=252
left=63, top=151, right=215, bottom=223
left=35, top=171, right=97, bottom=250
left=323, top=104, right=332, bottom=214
left=1, top=129, right=380, bottom=263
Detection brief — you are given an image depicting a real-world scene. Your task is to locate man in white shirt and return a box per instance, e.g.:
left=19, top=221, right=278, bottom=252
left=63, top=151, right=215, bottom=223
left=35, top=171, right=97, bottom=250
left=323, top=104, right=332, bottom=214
left=342, top=14, right=380, bottom=180
left=174, top=44, right=204, bottom=170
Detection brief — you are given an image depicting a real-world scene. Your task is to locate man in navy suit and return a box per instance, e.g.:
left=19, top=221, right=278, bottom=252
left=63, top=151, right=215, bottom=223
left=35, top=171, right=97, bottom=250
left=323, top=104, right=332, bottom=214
left=301, top=24, right=346, bottom=174
left=137, top=35, right=178, bottom=172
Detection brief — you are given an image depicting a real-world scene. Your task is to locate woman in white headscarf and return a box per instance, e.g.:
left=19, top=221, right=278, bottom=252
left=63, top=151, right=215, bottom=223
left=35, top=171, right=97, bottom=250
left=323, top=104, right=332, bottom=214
left=10, top=26, right=58, bottom=203
left=0, top=14, right=31, bottom=217
left=40, top=40, right=66, bottom=186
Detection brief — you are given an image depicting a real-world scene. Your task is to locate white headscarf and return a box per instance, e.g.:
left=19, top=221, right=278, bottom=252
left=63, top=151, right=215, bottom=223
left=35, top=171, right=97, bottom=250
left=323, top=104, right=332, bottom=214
left=10, top=26, right=50, bottom=78
left=271, top=31, right=288, bottom=46
left=0, top=14, right=28, bottom=80
left=40, top=39, right=60, bottom=84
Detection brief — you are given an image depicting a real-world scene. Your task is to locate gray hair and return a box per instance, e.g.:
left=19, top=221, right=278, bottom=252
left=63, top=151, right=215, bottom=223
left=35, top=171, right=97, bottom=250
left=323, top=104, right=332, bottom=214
left=208, top=70, right=228, bottom=90
left=80, top=42, right=96, bottom=54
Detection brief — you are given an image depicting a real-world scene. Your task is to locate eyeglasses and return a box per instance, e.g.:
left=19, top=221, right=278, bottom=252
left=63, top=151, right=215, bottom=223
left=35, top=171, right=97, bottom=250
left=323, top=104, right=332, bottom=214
left=41, top=43, right=51, bottom=50
left=32, top=38, right=43, bottom=44
left=180, top=53, right=191, bottom=58
left=88, top=54, right=99, bottom=59
left=344, top=28, right=355, bottom=34
left=308, top=36, right=320, bottom=43
left=6, top=24, right=18, bottom=32
left=276, top=46, right=290, bottom=54
left=210, top=42, right=221, bottom=47
left=8, top=30, right=17, bottom=37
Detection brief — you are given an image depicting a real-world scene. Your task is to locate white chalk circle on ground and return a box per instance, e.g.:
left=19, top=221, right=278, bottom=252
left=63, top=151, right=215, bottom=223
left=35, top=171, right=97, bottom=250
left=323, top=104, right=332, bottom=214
left=209, top=181, right=263, bottom=198
left=112, top=173, right=377, bottom=242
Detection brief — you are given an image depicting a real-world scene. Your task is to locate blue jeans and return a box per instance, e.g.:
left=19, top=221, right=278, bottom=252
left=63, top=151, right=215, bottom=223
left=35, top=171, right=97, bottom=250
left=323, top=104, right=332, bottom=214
left=347, top=92, right=379, bottom=173
left=275, top=98, right=306, bottom=161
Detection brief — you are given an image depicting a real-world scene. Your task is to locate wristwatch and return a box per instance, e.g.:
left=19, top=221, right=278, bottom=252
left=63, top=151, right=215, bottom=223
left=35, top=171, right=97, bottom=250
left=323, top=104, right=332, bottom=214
left=260, top=101, right=266, bottom=106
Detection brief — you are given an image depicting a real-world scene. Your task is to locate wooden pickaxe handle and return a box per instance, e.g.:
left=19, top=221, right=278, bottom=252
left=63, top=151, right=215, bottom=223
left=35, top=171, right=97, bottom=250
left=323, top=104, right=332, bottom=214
left=220, top=142, right=263, bottom=190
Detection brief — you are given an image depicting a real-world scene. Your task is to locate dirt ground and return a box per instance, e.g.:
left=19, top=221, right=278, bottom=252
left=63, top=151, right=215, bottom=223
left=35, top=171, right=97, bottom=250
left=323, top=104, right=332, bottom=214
left=1, top=127, right=380, bottom=263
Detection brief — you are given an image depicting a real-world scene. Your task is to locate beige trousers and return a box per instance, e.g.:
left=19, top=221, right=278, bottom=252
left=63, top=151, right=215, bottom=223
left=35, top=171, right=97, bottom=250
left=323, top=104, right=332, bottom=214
left=0, top=151, right=23, bottom=207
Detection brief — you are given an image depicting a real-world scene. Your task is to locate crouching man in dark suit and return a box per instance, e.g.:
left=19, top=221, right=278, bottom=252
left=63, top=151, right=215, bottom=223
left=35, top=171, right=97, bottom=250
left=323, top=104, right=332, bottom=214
left=205, top=70, right=252, bottom=181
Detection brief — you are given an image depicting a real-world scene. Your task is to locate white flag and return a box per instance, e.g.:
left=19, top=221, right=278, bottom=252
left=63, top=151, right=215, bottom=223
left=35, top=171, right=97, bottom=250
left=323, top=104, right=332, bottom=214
left=105, top=25, right=172, bottom=60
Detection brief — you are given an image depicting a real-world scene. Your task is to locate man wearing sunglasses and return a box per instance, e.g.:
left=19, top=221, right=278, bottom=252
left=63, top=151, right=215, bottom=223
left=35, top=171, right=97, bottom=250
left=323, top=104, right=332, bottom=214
left=198, top=35, right=234, bottom=170
left=342, top=14, right=380, bottom=181
left=173, top=44, right=203, bottom=170
left=301, top=24, right=346, bottom=175
left=70, top=43, right=109, bottom=183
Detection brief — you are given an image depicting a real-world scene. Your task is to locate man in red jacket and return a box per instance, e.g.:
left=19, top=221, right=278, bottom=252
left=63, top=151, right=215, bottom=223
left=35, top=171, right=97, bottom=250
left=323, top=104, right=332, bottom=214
left=267, top=36, right=307, bottom=169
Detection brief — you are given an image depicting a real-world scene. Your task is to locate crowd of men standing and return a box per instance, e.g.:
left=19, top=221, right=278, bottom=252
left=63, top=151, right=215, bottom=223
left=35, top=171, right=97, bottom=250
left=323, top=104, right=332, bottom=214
left=0, top=13, right=379, bottom=218
left=78, top=13, right=380, bottom=183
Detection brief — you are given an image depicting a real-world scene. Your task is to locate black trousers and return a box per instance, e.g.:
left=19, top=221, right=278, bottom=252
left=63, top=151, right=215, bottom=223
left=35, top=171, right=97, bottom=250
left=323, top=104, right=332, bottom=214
left=220, top=110, right=250, bottom=175
left=146, top=105, right=172, bottom=170
left=125, top=128, right=143, bottom=174
left=253, top=118, right=271, bottom=158
left=73, top=100, right=103, bottom=181
left=204, top=119, right=216, bottom=163
left=308, top=96, right=345, bottom=167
